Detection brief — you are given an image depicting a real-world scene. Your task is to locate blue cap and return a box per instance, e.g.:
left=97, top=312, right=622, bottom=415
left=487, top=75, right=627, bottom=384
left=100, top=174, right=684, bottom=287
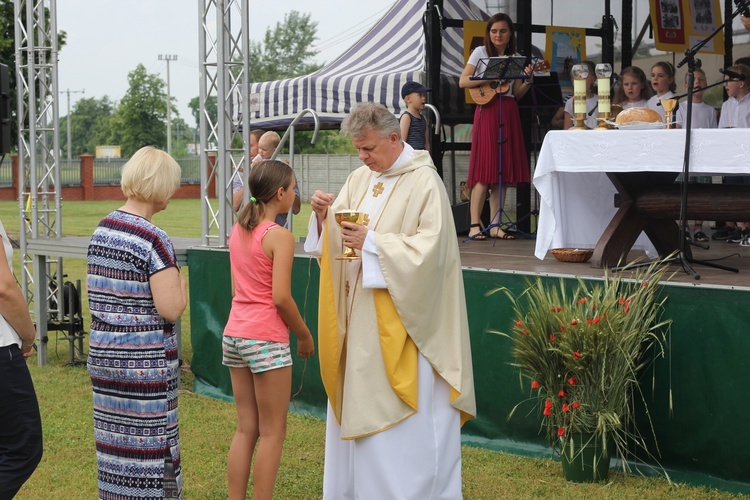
left=401, top=81, right=431, bottom=98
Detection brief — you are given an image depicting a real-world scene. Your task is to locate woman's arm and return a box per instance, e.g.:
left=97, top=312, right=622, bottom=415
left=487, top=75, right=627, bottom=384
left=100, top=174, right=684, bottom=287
left=265, top=228, right=314, bottom=358
left=459, top=63, right=480, bottom=89
left=150, top=267, right=187, bottom=323
left=0, top=235, right=36, bottom=350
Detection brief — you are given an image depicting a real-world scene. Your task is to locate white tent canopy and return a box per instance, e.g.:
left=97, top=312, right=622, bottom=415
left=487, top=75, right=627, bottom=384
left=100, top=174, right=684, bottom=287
left=244, top=0, right=489, bottom=129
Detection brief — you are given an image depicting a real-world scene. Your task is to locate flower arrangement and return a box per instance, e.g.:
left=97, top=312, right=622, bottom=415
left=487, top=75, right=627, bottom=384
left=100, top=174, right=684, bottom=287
left=497, top=262, right=672, bottom=479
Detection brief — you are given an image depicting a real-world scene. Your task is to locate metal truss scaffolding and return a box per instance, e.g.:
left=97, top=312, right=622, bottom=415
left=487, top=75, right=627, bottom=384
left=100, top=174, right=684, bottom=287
left=15, top=0, right=62, bottom=365
left=199, top=0, right=250, bottom=246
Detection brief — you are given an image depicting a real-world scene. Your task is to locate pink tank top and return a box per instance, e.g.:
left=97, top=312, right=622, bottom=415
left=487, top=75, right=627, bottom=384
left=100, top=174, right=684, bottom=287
left=223, top=221, right=289, bottom=343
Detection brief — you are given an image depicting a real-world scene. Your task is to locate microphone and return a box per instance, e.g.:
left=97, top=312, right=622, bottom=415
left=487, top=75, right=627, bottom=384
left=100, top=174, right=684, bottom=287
left=720, top=68, right=747, bottom=80
left=735, top=0, right=750, bottom=17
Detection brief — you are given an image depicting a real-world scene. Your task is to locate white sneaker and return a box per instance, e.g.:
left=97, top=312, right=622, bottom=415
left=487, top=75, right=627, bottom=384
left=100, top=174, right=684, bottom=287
left=740, top=237, right=750, bottom=247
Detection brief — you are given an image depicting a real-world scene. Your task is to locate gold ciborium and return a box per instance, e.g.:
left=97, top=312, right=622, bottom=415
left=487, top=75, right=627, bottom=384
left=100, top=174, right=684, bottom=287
left=660, top=98, right=677, bottom=129
left=335, top=210, right=363, bottom=260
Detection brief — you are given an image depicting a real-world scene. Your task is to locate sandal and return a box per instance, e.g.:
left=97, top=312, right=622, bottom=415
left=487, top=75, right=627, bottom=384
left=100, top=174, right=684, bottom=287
left=490, top=228, right=515, bottom=240
left=694, top=231, right=709, bottom=242
left=467, top=223, right=487, bottom=241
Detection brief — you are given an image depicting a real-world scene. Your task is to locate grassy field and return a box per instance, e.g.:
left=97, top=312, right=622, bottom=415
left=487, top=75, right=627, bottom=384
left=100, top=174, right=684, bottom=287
left=1, top=199, right=741, bottom=499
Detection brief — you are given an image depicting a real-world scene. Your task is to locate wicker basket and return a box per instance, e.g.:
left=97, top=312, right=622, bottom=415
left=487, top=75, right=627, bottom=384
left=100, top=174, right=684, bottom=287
left=550, top=248, right=594, bottom=263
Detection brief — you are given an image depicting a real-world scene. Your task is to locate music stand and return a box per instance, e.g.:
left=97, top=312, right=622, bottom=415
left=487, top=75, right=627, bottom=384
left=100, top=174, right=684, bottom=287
left=464, top=56, right=530, bottom=243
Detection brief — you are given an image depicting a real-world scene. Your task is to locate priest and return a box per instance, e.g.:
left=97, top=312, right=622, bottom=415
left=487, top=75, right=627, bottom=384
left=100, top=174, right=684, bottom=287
left=305, top=102, right=476, bottom=499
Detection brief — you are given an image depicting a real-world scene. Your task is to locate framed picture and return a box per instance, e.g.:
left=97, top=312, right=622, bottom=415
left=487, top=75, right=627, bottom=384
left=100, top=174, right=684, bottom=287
left=545, top=26, right=586, bottom=98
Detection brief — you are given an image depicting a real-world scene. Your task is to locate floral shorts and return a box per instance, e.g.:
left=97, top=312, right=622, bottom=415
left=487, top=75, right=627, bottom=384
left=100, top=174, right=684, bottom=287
left=221, top=336, right=292, bottom=373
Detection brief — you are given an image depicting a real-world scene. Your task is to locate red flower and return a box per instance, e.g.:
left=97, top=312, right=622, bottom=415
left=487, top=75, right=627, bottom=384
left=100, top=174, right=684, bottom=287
left=550, top=307, right=557, bottom=313
left=586, top=318, right=594, bottom=325
left=570, top=319, right=578, bottom=326
left=578, top=298, right=586, bottom=304
left=642, top=281, right=648, bottom=287
left=522, top=329, right=529, bottom=335
left=593, top=316, right=601, bottom=324
left=562, top=403, right=570, bottom=412
left=624, top=306, right=630, bottom=313
left=557, top=307, right=562, bottom=312
left=558, top=390, right=565, bottom=398
left=568, top=377, right=577, bottom=385
left=531, top=380, right=540, bottom=389
left=544, top=400, right=553, bottom=408
left=543, top=407, right=553, bottom=416
left=558, top=427, right=566, bottom=436
left=560, top=325, right=566, bottom=332
left=618, top=297, right=625, bottom=305
left=549, top=335, right=556, bottom=342
left=573, top=351, right=581, bottom=358
left=592, top=302, right=596, bottom=310
left=572, top=402, right=580, bottom=410
left=516, top=320, right=523, bottom=327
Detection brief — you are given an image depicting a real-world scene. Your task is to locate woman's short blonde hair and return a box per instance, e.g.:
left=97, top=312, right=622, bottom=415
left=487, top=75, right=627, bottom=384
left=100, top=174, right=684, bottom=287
left=120, top=146, right=181, bottom=203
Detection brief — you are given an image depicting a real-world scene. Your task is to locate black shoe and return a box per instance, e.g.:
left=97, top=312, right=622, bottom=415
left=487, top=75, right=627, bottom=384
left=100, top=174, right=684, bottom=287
left=694, top=231, right=709, bottom=243
left=712, top=226, right=734, bottom=240
left=727, top=228, right=745, bottom=243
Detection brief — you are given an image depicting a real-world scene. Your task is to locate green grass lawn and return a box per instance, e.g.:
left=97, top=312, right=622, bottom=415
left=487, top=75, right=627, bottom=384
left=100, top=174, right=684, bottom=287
left=1, top=199, right=740, bottom=498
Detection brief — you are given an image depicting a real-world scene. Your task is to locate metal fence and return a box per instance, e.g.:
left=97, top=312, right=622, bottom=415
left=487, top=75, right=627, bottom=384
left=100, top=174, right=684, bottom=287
left=93, top=157, right=201, bottom=185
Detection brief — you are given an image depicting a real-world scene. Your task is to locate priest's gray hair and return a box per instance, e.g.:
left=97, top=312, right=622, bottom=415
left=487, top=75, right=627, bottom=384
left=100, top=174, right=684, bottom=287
left=341, top=102, right=401, bottom=140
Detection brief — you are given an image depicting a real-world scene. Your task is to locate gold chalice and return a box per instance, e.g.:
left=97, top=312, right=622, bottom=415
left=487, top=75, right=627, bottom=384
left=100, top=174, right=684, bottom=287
left=660, top=98, right=677, bottom=129
left=335, top=210, right=363, bottom=260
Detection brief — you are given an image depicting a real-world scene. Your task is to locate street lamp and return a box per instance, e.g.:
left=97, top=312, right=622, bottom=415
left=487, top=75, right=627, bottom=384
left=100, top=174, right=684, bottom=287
left=61, top=88, right=84, bottom=166
left=158, top=54, right=178, bottom=155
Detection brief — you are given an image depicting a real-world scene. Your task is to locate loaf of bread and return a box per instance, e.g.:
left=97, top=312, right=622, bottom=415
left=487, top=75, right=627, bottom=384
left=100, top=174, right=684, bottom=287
left=615, top=107, right=663, bottom=124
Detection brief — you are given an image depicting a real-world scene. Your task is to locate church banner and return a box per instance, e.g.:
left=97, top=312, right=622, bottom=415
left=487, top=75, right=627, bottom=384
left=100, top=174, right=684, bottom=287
left=649, top=0, right=724, bottom=55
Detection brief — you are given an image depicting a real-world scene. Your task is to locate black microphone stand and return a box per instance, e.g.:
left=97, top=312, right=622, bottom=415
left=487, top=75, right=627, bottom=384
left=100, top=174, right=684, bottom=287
left=657, top=5, right=747, bottom=278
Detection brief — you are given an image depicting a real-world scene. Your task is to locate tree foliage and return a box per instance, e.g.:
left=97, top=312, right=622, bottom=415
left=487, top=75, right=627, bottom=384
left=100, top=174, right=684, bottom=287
left=188, top=95, right=217, bottom=130
left=61, top=96, right=114, bottom=156
left=108, top=64, right=169, bottom=157
left=249, top=11, right=323, bottom=82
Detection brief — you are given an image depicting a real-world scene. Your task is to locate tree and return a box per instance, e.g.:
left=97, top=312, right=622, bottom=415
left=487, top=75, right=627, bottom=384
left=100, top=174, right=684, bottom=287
left=249, top=11, right=323, bottom=82
left=60, top=96, right=114, bottom=156
left=109, top=64, right=168, bottom=157
left=0, top=0, right=67, bottom=151
left=188, top=95, right=217, bottom=130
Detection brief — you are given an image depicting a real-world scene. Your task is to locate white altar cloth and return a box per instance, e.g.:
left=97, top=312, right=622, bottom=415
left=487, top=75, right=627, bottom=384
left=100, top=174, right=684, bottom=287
left=533, top=129, right=750, bottom=260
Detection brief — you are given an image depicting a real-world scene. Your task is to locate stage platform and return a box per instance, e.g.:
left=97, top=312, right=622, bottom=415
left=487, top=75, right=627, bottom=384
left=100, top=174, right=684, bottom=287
left=456, top=234, right=750, bottom=290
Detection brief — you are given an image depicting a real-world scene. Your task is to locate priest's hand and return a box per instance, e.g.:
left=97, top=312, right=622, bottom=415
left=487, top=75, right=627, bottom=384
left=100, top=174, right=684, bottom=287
left=341, top=221, right=367, bottom=250
left=743, top=16, right=750, bottom=32
left=311, top=190, right=334, bottom=220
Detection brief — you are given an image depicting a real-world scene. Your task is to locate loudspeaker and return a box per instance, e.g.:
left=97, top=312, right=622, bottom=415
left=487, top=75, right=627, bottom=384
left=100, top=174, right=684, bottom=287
left=451, top=199, right=490, bottom=235
left=0, top=63, right=10, bottom=155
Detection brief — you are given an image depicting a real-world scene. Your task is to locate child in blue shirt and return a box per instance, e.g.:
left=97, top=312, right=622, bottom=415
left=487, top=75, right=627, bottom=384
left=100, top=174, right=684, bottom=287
left=399, top=81, right=431, bottom=151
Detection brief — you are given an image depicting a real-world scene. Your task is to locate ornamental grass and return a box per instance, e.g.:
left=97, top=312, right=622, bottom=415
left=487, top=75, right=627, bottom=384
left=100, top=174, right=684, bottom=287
left=495, top=260, right=673, bottom=475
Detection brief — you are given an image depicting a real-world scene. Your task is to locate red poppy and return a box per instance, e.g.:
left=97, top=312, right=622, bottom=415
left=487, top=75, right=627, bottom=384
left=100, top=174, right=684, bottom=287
left=560, top=325, right=566, bottom=332
left=572, top=401, right=580, bottom=410
left=543, top=407, right=552, bottom=416
left=549, top=335, right=556, bottom=342
left=573, top=351, right=581, bottom=358
left=557, top=307, right=562, bottom=312
left=578, top=298, right=586, bottom=304
left=558, top=390, right=565, bottom=398
left=567, top=377, right=577, bottom=385
left=516, top=320, right=523, bottom=327
left=570, top=319, right=578, bottom=326
left=624, top=306, right=630, bottom=313
left=586, top=318, right=594, bottom=325
left=531, top=380, right=540, bottom=389
left=544, top=400, right=553, bottom=408
left=558, top=427, right=565, bottom=436
left=550, top=307, right=557, bottom=313
left=642, top=281, right=648, bottom=287
left=562, top=403, right=570, bottom=412
left=618, top=297, right=625, bottom=305
left=593, top=317, right=601, bottom=324
left=522, top=329, right=529, bottom=335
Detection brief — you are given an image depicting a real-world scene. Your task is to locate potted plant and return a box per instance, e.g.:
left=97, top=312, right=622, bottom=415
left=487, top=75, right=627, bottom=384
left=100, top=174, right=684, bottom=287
left=496, top=262, right=672, bottom=482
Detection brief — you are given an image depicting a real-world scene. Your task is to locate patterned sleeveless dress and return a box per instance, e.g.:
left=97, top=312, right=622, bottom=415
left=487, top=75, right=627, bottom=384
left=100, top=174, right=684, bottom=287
left=86, top=210, right=182, bottom=499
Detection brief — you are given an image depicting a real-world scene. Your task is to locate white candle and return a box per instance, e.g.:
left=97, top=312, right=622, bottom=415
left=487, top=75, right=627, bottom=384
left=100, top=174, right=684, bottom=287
left=597, top=77, right=610, bottom=113
left=573, top=79, right=587, bottom=114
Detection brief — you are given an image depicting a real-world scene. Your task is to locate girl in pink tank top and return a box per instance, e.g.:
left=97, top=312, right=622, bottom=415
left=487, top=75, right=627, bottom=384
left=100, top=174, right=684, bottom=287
left=222, top=160, right=314, bottom=500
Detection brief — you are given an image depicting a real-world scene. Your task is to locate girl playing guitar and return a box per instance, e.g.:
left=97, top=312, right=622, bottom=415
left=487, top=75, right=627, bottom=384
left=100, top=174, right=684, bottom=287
left=459, top=13, right=533, bottom=240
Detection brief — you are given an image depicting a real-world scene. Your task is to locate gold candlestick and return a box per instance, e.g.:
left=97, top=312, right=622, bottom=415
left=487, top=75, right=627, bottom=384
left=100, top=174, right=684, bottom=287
left=335, top=210, right=363, bottom=260
left=660, top=98, right=677, bottom=129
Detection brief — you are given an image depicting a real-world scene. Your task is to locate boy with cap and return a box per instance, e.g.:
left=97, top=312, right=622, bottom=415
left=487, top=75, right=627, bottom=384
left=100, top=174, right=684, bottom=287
left=399, top=81, right=431, bottom=151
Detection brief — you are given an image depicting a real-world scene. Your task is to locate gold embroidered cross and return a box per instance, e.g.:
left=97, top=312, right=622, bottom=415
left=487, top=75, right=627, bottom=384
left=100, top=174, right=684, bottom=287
left=361, top=213, right=371, bottom=226
left=372, top=182, right=385, bottom=197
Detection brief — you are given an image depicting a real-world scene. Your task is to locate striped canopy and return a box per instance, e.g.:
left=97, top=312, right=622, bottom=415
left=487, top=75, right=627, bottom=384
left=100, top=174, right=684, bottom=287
left=245, top=0, right=488, bottom=129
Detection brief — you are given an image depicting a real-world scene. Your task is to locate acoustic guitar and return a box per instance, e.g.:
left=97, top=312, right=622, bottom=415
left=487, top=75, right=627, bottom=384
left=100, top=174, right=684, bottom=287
left=469, top=60, right=550, bottom=106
